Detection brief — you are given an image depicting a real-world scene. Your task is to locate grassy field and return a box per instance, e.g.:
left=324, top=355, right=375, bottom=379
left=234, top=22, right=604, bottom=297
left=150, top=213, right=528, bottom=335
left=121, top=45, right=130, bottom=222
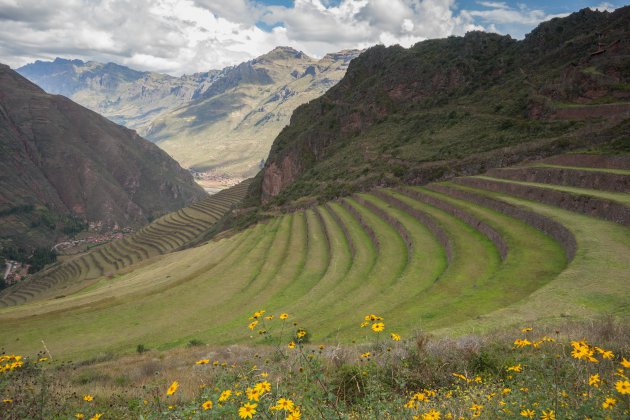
left=1, top=154, right=628, bottom=364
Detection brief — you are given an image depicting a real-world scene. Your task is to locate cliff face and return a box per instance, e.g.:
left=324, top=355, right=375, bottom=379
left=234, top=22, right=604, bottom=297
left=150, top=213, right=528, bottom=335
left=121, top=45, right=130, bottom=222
left=0, top=64, right=206, bottom=249
left=258, top=7, right=630, bottom=204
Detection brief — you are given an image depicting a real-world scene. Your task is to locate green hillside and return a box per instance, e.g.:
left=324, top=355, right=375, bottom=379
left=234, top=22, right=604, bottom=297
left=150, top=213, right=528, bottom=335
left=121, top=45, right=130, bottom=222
left=1, top=153, right=627, bottom=360
left=256, top=7, right=630, bottom=205
left=0, top=64, right=206, bottom=252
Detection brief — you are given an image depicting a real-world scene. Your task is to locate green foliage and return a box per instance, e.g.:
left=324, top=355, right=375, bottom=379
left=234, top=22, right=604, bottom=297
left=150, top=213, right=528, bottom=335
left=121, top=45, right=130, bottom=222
left=186, top=339, right=204, bottom=347
left=136, top=344, right=149, bottom=354
left=28, top=248, right=57, bottom=273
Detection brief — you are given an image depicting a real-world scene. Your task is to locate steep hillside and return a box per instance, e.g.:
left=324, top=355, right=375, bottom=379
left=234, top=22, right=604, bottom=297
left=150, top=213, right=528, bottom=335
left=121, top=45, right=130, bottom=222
left=0, top=64, right=206, bottom=250
left=17, top=48, right=361, bottom=180
left=258, top=7, right=630, bottom=205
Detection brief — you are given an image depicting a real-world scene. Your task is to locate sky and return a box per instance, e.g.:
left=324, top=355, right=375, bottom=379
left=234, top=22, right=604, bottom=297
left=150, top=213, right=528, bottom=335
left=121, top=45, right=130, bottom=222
left=0, top=0, right=625, bottom=75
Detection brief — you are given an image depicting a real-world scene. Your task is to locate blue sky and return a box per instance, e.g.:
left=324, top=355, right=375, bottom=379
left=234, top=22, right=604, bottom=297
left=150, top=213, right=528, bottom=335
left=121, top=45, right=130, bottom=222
left=0, top=0, right=626, bottom=74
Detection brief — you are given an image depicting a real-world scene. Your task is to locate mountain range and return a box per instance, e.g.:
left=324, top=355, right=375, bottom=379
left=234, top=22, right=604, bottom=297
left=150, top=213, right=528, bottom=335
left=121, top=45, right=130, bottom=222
left=17, top=47, right=361, bottom=181
left=0, top=64, right=206, bottom=251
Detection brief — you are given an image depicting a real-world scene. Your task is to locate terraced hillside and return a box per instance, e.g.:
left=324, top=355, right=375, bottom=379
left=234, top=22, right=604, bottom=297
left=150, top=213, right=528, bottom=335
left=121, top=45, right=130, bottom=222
left=0, top=154, right=628, bottom=359
left=0, top=180, right=252, bottom=308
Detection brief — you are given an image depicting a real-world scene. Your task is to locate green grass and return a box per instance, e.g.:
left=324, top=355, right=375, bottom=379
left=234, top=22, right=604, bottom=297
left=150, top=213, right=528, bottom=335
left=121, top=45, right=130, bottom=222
left=437, top=183, right=630, bottom=335
left=473, top=175, right=630, bottom=205
left=527, top=163, right=630, bottom=176
left=0, top=169, right=627, bottom=361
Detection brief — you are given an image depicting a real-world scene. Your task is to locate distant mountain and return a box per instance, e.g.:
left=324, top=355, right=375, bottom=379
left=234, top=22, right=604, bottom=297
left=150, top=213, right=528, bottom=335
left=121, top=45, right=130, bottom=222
left=17, top=48, right=361, bottom=179
left=17, top=57, right=223, bottom=134
left=255, top=7, right=630, bottom=205
left=0, top=64, right=206, bottom=250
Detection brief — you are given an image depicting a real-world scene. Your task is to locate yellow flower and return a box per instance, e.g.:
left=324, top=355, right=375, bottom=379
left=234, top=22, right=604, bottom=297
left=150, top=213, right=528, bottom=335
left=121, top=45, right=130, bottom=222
left=238, top=402, right=257, bottom=419
left=621, top=357, right=630, bottom=368
left=602, top=397, right=617, bottom=409
left=252, top=310, right=265, bottom=319
left=75, top=414, right=84, bottom=419
left=360, top=352, right=371, bottom=359
left=296, top=330, right=306, bottom=339
left=507, top=364, right=522, bottom=373
left=273, top=398, right=294, bottom=411
left=615, top=380, right=630, bottom=395
left=255, top=381, right=271, bottom=393
left=452, top=373, right=468, bottom=382
left=571, top=341, right=598, bottom=363
left=594, top=347, right=614, bottom=360
left=514, top=339, right=531, bottom=348
left=287, top=407, right=302, bottom=420
left=265, top=315, right=274, bottom=320
left=248, top=320, right=258, bottom=330
left=469, top=403, right=483, bottom=417
left=246, top=387, right=261, bottom=401
left=520, top=408, right=535, bottom=418
left=89, top=414, right=102, bottom=420
left=371, top=322, right=385, bottom=332
left=413, top=392, right=428, bottom=402
left=83, top=395, right=94, bottom=402
left=166, top=381, right=179, bottom=396
left=360, top=321, right=370, bottom=328
left=195, top=359, right=210, bottom=365
left=421, top=409, right=441, bottom=420
left=288, top=341, right=296, bottom=349
left=540, top=410, right=555, bottom=420
left=391, top=332, right=401, bottom=341
left=279, top=313, right=289, bottom=320
left=261, top=371, right=269, bottom=377
left=3, top=399, right=13, bottom=404
left=202, top=400, right=213, bottom=410
left=502, top=388, right=511, bottom=395
left=521, top=327, right=533, bottom=333
left=589, top=374, right=601, bottom=388
left=404, top=399, right=419, bottom=409
left=219, top=389, right=232, bottom=402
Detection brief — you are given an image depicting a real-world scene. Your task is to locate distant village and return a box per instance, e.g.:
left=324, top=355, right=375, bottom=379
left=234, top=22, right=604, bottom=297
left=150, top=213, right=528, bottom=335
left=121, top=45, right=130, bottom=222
left=2, top=260, right=30, bottom=286
left=52, top=228, right=133, bottom=255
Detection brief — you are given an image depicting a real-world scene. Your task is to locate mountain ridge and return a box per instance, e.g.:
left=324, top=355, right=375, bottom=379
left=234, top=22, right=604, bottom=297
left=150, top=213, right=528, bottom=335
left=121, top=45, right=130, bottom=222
left=0, top=64, right=206, bottom=251
left=17, top=48, right=362, bottom=180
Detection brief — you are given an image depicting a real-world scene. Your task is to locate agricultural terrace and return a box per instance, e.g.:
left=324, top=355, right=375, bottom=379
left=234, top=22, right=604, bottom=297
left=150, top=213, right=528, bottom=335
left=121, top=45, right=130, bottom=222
left=0, top=179, right=252, bottom=307
left=0, top=153, right=628, bottom=361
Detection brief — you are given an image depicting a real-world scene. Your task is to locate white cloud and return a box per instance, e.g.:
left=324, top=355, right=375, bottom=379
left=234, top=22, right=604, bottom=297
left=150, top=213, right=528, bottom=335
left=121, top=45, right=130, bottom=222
left=591, top=2, right=616, bottom=12
left=0, top=0, right=618, bottom=75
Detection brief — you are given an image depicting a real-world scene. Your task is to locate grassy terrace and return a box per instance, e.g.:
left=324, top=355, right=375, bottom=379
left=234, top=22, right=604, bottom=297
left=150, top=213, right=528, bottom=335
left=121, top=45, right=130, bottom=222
left=0, top=180, right=253, bottom=307
left=0, top=155, right=628, bottom=361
